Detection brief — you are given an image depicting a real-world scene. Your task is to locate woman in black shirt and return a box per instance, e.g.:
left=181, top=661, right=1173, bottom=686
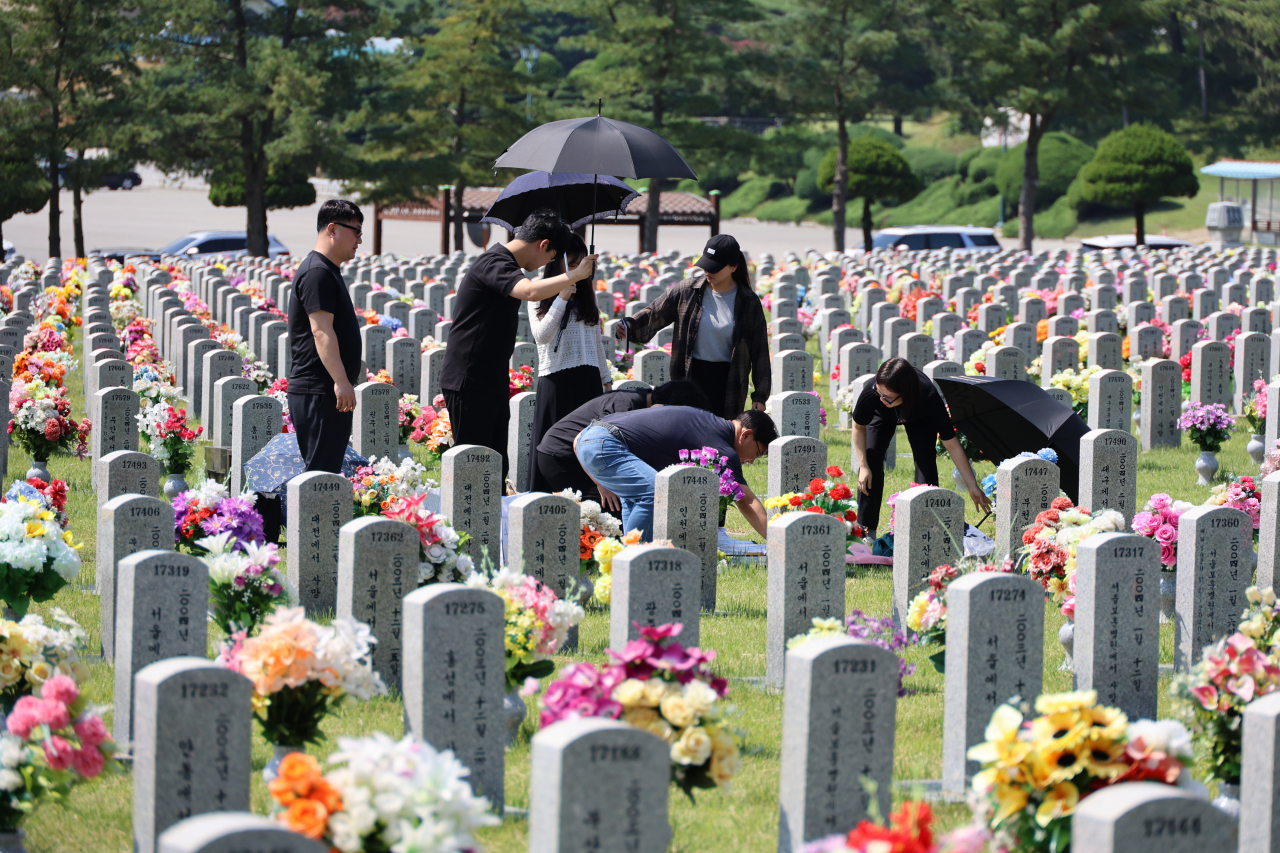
left=851, top=357, right=990, bottom=539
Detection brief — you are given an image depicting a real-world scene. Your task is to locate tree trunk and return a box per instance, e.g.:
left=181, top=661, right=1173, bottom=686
left=893, top=114, right=903, bottom=136
left=1199, top=27, right=1208, bottom=120
left=73, top=183, right=84, bottom=259
left=1135, top=202, right=1145, bottom=247
left=1019, top=122, right=1043, bottom=253
left=831, top=118, right=848, bottom=252
left=861, top=196, right=873, bottom=254
left=47, top=116, right=60, bottom=260
left=643, top=178, right=664, bottom=253
left=452, top=179, right=466, bottom=251
left=243, top=120, right=269, bottom=257
left=1167, top=11, right=1185, bottom=54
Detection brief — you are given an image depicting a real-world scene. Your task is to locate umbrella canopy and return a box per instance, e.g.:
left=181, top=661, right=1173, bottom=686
left=480, top=171, right=640, bottom=233
left=935, top=375, right=1091, bottom=502
left=243, top=433, right=369, bottom=496
left=494, top=116, right=697, bottom=180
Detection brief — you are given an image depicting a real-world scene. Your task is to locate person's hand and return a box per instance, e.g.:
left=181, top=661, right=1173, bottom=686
left=752, top=401, right=766, bottom=411
left=335, top=380, right=356, bottom=412
left=568, top=254, right=600, bottom=282
left=598, top=484, right=621, bottom=512
left=969, top=482, right=992, bottom=514
left=614, top=319, right=628, bottom=340
left=558, top=281, right=578, bottom=300
left=857, top=466, right=872, bottom=497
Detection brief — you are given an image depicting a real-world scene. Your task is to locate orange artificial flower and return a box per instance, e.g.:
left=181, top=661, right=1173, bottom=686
left=1122, top=337, right=1131, bottom=359
left=268, top=753, right=325, bottom=804
left=621, top=529, right=643, bottom=546
left=581, top=529, right=604, bottom=560
left=283, top=799, right=330, bottom=840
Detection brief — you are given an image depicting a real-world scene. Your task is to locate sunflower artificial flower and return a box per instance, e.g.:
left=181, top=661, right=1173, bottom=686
left=1034, top=781, right=1080, bottom=827
left=1034, top=689, right=1097, bottom=715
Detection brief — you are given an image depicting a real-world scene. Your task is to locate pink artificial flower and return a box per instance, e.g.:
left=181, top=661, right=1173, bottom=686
left=1131, top=511, right=1155, bottom=535
left=1190, top=683, right=1219, bottom=710
left=5, top=703, right=38, bottom=739
left=43, top=736, right=73, bottom=771
left=1160, top=543, right=1177, bottom=566
left=1148, top=493, right=1172, bottom=511
left=41, top=675, right=78, bottom=706
left=73, top=716, right=108, bottom=747
left=1154, top=524, right=1178, bottom=545
left=70, top=745, right=105, bottom=778
left=1228, top=674, right=1257, bottom=703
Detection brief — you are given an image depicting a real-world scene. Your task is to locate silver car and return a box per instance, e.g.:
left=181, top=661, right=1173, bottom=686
left=94, top=230, right=290, bottom=263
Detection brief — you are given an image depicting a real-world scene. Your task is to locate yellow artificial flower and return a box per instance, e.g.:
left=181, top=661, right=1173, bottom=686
left=1028, top=739, right=1088, bottom=788
left=641, top=717, right=676, bottom=743
left=670, top=725, right=712, bottom=766
left=1242, top=613, right=1268, bottom=639
left=991, top=782, right=1031, bottom=825
left=613, top=679, right=648, bottom=707
left=1081, top=703, right=1127, bottom=742
left=1028, top=711, right=1090, bottom=749
left=622, top=707, right=659, bottom=727
left=906, top=591, right=932, bottom=633
left=1034, top=690, right=1097, bottom=715
left=660, top=693, right=697, bottom=729
left=1034, top=782, right=1079, bottom=827
left=24, top=522, right=44, bottom=538
left=1083, top=736, right=1128, bottom=779
left=643, top=678, right=673, bottom=707
left=23, top=660, right=52, bottom=686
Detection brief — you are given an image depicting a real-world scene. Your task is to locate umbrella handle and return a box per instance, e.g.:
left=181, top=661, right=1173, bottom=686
left=975, top=510, right=992, bottom=527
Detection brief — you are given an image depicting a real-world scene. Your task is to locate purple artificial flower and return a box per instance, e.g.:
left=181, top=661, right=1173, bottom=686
left=232, top=575, right=247, bottom=588
left=678, top=449, right=690, bottom=462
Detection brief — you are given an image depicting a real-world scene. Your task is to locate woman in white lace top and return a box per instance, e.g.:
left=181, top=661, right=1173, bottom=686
left=526, top=234, right=613, bottom=490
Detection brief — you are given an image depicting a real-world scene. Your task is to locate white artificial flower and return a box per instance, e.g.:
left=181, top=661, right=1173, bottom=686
left=0, top=739, right=25, bottom=769
left=0, top=770, right=22, bottom=791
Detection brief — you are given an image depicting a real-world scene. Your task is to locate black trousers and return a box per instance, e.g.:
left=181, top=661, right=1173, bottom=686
left=527, top=364, right=603, bottom=491
left=289, top=391, right=354, bottom=473
left=688, top=358, right=733, bottom=418
left=534, top=448, right=601, bottom=503
left=856, top=418, right=941, bottom=531
left=444, top=385, right=512, bottom=484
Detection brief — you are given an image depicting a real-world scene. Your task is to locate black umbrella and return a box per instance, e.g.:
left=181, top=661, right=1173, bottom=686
left=480, top=171, right=640, bottom=233
left=935, top=375, right=1091, bottom=502
left=493, top=106, right=697, bottom=255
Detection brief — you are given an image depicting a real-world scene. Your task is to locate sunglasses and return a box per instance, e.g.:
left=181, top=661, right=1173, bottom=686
left=332, top=221, right=363, bottom=239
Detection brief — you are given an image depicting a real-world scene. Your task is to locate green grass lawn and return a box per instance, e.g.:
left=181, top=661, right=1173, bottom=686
left=13, top=327, right=1241, bottom=852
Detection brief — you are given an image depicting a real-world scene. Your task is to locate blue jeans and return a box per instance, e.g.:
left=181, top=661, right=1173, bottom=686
left=575, top=425, right=657, bottom=540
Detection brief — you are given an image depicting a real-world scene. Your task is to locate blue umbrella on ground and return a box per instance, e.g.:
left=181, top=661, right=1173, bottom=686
left=242, top=433, right=368, bottom=497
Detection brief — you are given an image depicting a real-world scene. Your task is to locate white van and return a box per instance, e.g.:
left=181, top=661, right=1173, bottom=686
left=869, top=225, right=1002, bottom=252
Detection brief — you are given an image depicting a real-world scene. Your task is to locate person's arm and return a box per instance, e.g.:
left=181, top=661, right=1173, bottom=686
left=941, top=435, right=991, bottom=514
left=309, top=310, right=355, bottom=412
left=617, top=283, right=681, bottom=344
left=854, top=422, right=872, bottom=496
left=530, top=296, right=568, bottom=344
left=734, top=479, right=769, bottom=539
left=748, top=297, right=770, bottom=410
left=508, top=255, right=597, bottom=302
left=595, top=329, right=613, bottom=389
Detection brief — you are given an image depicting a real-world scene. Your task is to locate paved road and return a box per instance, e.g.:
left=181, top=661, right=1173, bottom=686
left=4, top=181, right=1079, bottom=263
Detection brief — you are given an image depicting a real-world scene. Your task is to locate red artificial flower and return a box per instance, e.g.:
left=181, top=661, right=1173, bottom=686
left=826, top=465, right=845, bottom=478
left=1050, top=496, right=1072, bottom=510
left=829, top=483, right=853, bottom=501
left=808, top=478, right=827, bottom=495
left=804, top=505, right=825, bottom=514
left=789, top=495, right=804, bottom=507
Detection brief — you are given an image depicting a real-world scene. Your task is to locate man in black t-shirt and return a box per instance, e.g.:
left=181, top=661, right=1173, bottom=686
left=574, top=406, right=777, bottom=541
left=534, top=379, right=712, bottom=500
left=288, top=199, right=365, bottom=474
left=439, top=210, right=597, bottom=485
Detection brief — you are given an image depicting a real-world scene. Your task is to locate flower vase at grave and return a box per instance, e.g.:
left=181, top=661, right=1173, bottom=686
left=503, top=691, right=527, bottom=748
left=24, top=459, right=48, bottom=483
left=0, top=828, right=26, bottom=853
left=1213, top=782, right=1241, bottom=820
left=1196, top=450, right=1220, bottom=485
left=1057, top=621, right=1074, bottom=672
left=162, top=465, right=189, bottom=499
left=1159, top=574, right=1177, bottom=623
left=1249, top=433, right=1267, bottom=465
left=262, top=744, right=303, bottom=783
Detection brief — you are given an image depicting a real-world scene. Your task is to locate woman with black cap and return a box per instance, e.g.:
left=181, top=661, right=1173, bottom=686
left=616, top=234, right=770, bottom=419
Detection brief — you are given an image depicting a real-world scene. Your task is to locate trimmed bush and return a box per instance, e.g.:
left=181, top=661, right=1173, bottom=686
left=902, top=146, right=958, bottom=186
left=995, top=132, right=1095, bottom=210
left=720, top=175, right=785, bottom=219
left=848, top=123, right=906, bottom=149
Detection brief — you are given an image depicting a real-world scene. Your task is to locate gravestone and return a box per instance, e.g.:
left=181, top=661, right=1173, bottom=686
left=1171, top=319, right=1203, bottom=363
left=1041, top=337, right=1080, bottom=387
left=1261, top=471, right=1280, bottom=592
left=765, top=513, right=846, bottom=690
left=113, top=551, right=209, bottom=744
left=185, top=340, right=220, bottom=419
left=133, top=658, right=252, bottom=853
left=229, top=395, right=283, bottom=495
left=995, top=456, right=1060, bottom=562
left=769, top=391, right=821, bottom=438
left=511, top=341, right=537, bottom=374
left=99, top=494, right=173, bottom=660
left=1129, top=324, right=1163, bottom=360
left=892, top=486, right=964, bottom=627
left=421, top=347, right=446, bottom=405
left=776, top=637, right=896, bottom=853
left=1079, top=429, right=1137, bottom=525
left=1086, top=309, right=1119, bottom=335
left=1242, top=692, right=1280, bottom=853
left=609, top=544, right=701, bottom=650
left=1193, top=288, right=1219, bottom=320
left=402, top=584, right=506, bottom=810
left=882, top=317, right=913, bottom=361
left=1160, top=295, right=1190, bottom=324
left=1018, top=296, right=1046, bottom=326
left=200, top=351, right=242, bottom=435
left=158, top=810, right=329, bottom=853
left=773, top=350, right=815, bottom=393
left=1087, top=369, right=1132, bottom=431
left=351, top=381, right=399, bottom=463
left=976, top=303, right=1005, bottom=335
left=528, top=719, right=671, bottom=853
left=771, top=333, right=805, bottom=357
left=337, top=516, right=418, bottom=689
left=507, top=391, right=537, bottom=492
left=898, top=332, right=934, bottom=369
left=1175, top=505, right=1251, bottom=671
left=955, top=329, right=987, bottom=366
left=989, top=346, right=1028, bottom=381
left=360, top=325, right=392, bottom=375
left=1048, top=315, right=1078, bottom=338
left=767, top=437, right=827, bottom=504
left=1087, top=332, right=1123, bottom=371
left=1207, top=310, right=1241, bottom=342
left=387, top=337, right=421, bottom=397
left=1074, top=533, right=1160, bottom=721
left=508, top=493, right=581, bottom=606
left=210, top=377, right=255, bottom=449
left=286, top=472, right=353, bottom=613
left=1236, top=331, right=1270, bottom=413
left=940, top=572, right=1044, bottom=796
left=1004, top=322, right=1036, bottom=357
left=654, top=465, right=720, bottom=612
left=97, top=449, right=160, bottom=507
left=92, top=387, right=140, bottom=490
left=636, top=349, right=669, bottom=386
left=1139, top=359, right=1182, bottom=450
left=1072, top=782, right=1235, bottom=853
left=1189, top=340, right=1231, bottom=408
left=440, top=445, right=502, bottom=564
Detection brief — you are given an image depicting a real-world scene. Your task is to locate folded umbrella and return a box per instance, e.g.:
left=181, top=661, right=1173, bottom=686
left=935, top=375, right=1090, bottom=502
left=243, top=433, right=369, bottom=496
left=481, top=171, right=639, bottom=233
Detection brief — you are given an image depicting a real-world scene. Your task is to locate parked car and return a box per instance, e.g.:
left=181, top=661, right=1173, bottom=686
left=2, top=240, right=13, bottom=262
left=102, top=171, right=142, bottom=190
left=93, top=230, right=291, bottom=263
left=1079, top=234, right=1192, bottom=250
left=870, top=225, right=1002, bottom=252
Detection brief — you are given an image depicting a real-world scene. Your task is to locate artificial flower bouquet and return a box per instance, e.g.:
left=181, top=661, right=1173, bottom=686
left=1047, top=366, right=1103, bottom=417
left=801, top=801, right=988, bottom=853
left=553, top=489, right=623, bottom=578
left=8, top=381, right=89, bottom=461
left=217, top=608, right=388, bottom=747
left=13, top=353, right=67, bottom=389
left=968, top=690, right=1195, bottom=853
left=1020, top=498, right=1127, bottom=619
left=1171, top=586, right=1280, bottom=784
left=0, top=609, right=89, bottom=714
left=201, top=533, right=288, bottom=637
left=267, top=377, right=294, bottom=433
left=465, top=566, right=585, bottom=692
left=1130, top=493, right=1195, bottom=569
left=762, top=466, right=862, bottom=543
left=905, top=562, right=1012, bottom=673
left=0, top=675, right=118, bottom=831
left=508, top=365, right=534, bottom=398
left=346, top=456, right=436, bottom=520
left=380, top=493, right=473, bottom=584
left=1205, top=474, right=1262, bottom=533
left=0, top=485, right=82, bottom=619
left=1177, top=401, right=1235, bottom=453
left=679, top=446, right=745, bottom=524
left=539, top=622, right=741, bottom=800
left=268, top=735, right=496, bottom=852
left=397, top=394, right=425, bottom=445
left=137, top=404, right=203, bottom=476
left=587, top=529, right=643, bottom=607
left=243, top=357, right=274, bottom=393
left=4, top=478, right=69, bottom=530
left=422, top=398, right=454, bottom=462
left=1244, top=378, right=1268, bottom=434
left=172, top=482, right=266, bottom=555
left=787, top=611, right=915, bottom=696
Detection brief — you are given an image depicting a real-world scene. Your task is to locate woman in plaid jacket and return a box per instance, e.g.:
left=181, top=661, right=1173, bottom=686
left=616, top=234, right=770, bottom=419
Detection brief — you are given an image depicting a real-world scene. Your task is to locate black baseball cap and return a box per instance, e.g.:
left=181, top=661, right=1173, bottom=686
left=694, top=234, right=744, bottom=274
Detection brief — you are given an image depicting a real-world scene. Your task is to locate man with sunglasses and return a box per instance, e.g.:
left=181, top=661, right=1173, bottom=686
left=288, top=199, right=366, bottom=475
